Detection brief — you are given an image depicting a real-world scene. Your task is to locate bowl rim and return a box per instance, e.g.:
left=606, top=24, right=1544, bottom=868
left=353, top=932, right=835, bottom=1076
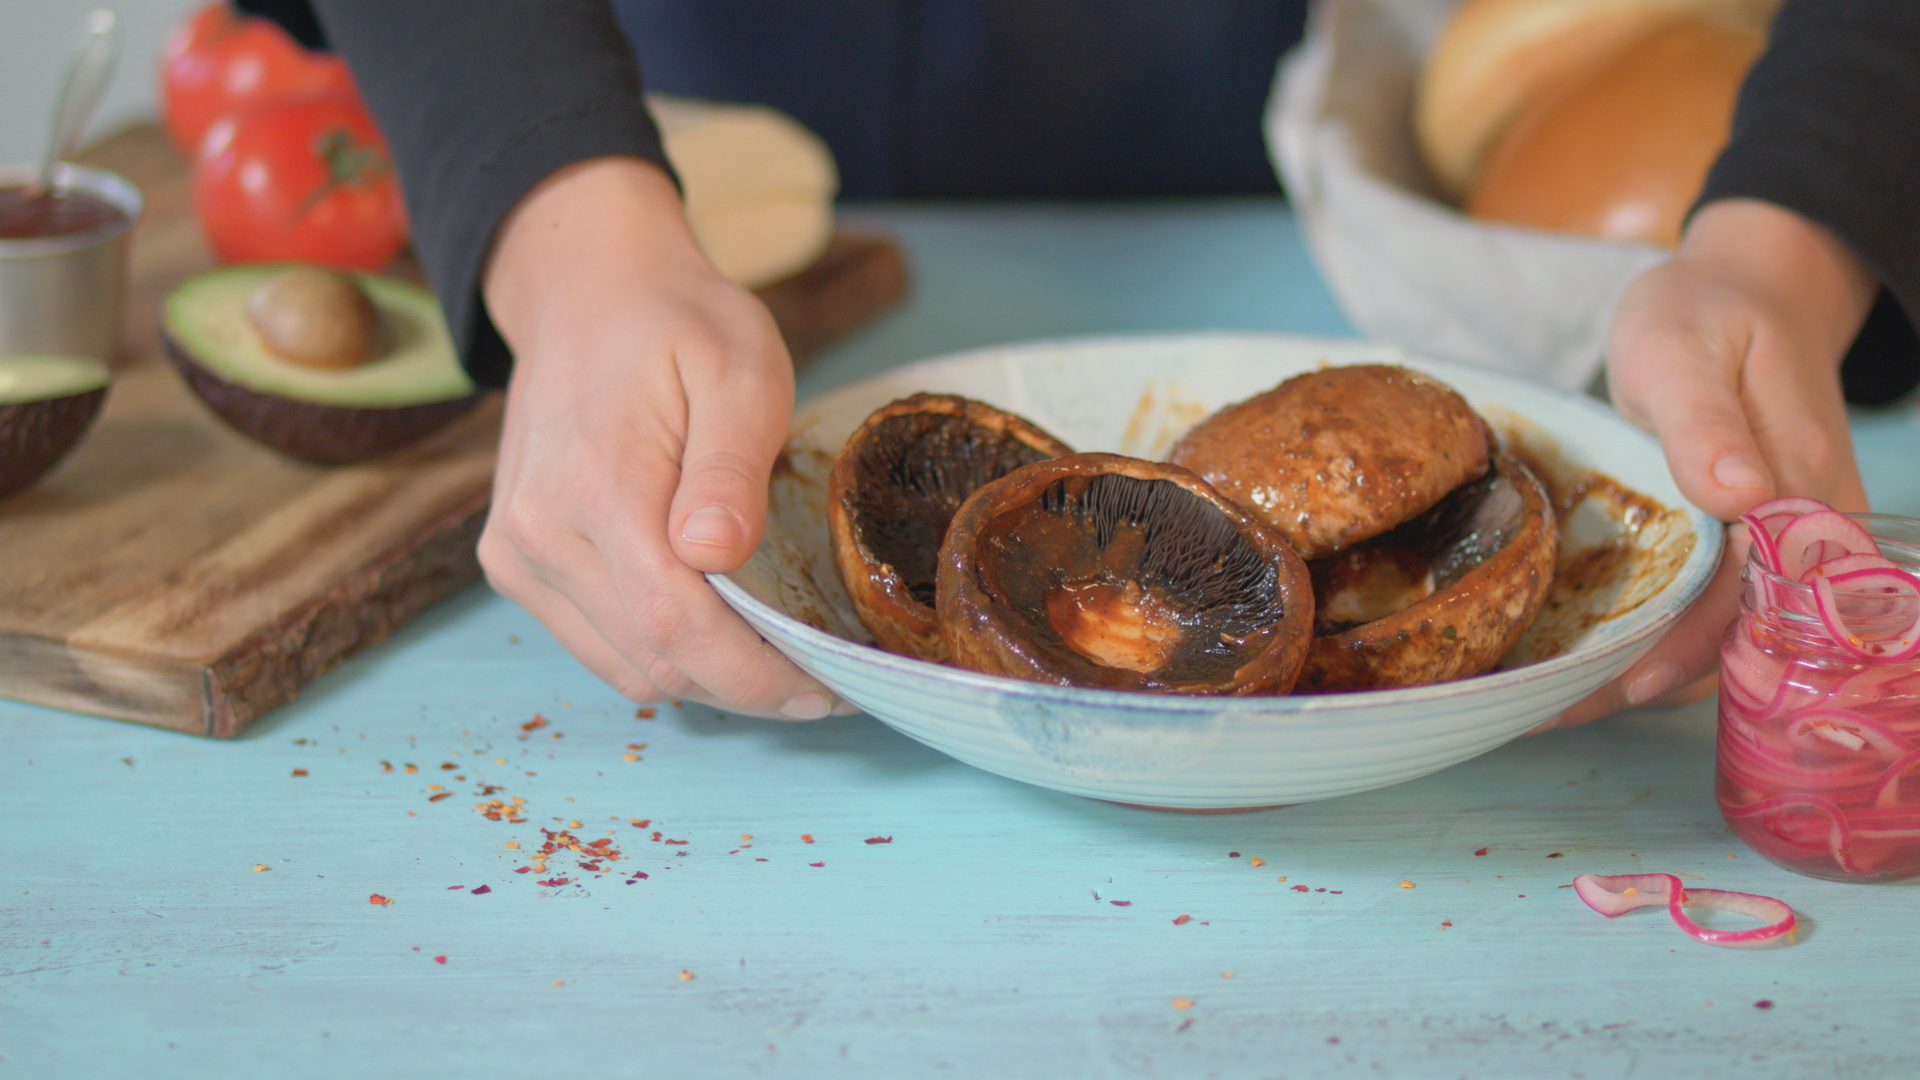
left=713, top=329, right=1726, bottom=718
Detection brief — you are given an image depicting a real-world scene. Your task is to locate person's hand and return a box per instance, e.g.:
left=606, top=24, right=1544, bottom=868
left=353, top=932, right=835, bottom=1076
left=1539, top=198, right=1879, bottom=731
left=478, top=156, right=844, bottom=720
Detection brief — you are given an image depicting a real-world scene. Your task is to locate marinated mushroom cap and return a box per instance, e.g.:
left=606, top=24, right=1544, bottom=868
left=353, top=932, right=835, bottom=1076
left=1296, top=452, right=1559, bottom=692
left=828, top=393, right=1073, bottom=661
left=937, top=453, right=1315, bottom=695
left=1168, top=364, right=1495, bottom=560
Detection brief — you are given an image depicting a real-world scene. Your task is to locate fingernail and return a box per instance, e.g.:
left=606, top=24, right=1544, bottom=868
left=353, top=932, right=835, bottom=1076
left=681, top=506, right=743, bottom=548
left=780, top=691, right=832, bottom=720
left=1712, top=455, right=1769, bottom=491
left=1625, top=661, right=1683, bottom=706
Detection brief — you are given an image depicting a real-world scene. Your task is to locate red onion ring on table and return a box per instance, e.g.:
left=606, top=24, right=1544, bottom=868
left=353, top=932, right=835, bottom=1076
left=1572, top=873, right=1798, bottom=948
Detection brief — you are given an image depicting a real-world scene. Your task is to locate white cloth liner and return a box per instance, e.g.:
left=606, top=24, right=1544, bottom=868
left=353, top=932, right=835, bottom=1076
left=1267, top=0, right=1671, bottom=392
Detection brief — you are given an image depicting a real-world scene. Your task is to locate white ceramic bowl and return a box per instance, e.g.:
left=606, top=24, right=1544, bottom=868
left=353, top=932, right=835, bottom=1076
left=713, top=333, right=1721, bottom=809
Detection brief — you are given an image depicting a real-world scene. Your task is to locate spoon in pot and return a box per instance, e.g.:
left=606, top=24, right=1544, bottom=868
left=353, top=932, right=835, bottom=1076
left=34, top=9, right=122, bottom=197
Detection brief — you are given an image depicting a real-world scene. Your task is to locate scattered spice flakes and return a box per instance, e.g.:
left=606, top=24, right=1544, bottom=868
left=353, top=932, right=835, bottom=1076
left=1228, top=851, right=1241, bottom=858
left=802, top=834, right=815, bottom=843
left=679, top=970, right=695, bottom=981
left=1172, top=915, right=1192, bottom=926
left=521, top=715, right=548, bottom=733
left=1249, top=857, right=1265, bottom=867
left=630, top=819, right=651, bottom=828
left=1400, top=880, right=1416, bottom=889
left=809, top=862, right=825, bottom=868
left=404, top=764, right=419, bottom=774
left=623, top=754, right=640, bottom=762
left=569, top=820, right=583, bottom=829
left=553, top=980, right=566, bottom=988
left=538, top=878, right=572, bottom=887
left=439, top=762, right=457, bottom=771
left=1474, top=847, right=1489, bottom=856
left=1546, top=852, right=1565, bottom=859
left=428, top=792, right=452, bottom=803
left=864, top=836, right=893, bottom=845
left=1276, top=876, right=1287, bottom=883
left=434, top=956, right=448, bottom=965
left=471, top=885, right=492, bottom=895
left=291, top=768, right=308, bottom=777
left=630, top=744, right=649, bottom=751
left=1290, top=885, right=1309, bottom=893
left=636, top=707, right=657, bottom=719
left=369, top=894, right=394, bottom=906
left=1220, top=972, right=1233, bottom=980
left=427, top=784, right=444, bottom=792
left=1441, top=920, right=1453, bottom=928
left=253, top=864, right=270, bottom=872
left=1755, top=1000, right=1775, bottom=1010
left=380, top=761, right=394, bottom=773
left=447, top=885, right=465, bottom=890
left=1110, top=900, right=1133, bottom=907
left=1172, top=998, right=1195, bottom=1010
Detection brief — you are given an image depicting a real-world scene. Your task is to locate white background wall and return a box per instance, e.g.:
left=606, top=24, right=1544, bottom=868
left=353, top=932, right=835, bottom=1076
left=2, top=0, right=201, bottom=167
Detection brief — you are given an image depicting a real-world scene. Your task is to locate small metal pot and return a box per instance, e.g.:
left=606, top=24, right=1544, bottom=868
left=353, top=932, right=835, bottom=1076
left=0, top=162, right=143, bottom=362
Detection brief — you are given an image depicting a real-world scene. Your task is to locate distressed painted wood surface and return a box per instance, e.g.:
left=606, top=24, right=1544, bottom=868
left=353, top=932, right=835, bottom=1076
left=4, top=198, right=1918, bottom=1080
left=0, top=126, right=904, bottom=736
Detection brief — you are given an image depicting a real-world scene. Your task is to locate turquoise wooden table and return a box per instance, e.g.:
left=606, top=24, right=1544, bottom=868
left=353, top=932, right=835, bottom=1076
left=6, top=199, right=1920, bottom=1080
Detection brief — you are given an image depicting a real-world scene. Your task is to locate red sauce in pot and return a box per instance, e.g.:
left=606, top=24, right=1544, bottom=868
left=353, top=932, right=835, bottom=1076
left=0, top=184, right=129, bottom=240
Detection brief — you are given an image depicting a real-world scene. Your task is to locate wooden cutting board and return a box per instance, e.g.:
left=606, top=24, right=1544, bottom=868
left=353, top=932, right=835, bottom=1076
left=0, top=124, right=907, bottom=737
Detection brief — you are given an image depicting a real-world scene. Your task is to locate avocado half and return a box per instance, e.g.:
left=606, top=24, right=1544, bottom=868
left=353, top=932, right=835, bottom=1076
left=160, top=264, right=480, bottom=465
left=0, top=354, right=110, bottom=501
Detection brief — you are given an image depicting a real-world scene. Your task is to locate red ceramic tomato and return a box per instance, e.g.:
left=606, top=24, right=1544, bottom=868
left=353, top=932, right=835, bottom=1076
left=161, top=1, right=360, bottom=155
left=193, top=96, right=409, bottom=270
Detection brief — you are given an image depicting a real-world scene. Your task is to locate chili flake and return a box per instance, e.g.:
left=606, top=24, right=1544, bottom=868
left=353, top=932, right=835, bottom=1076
left=1474, top=847, right=1489, bottom=856
left=291, top=768, right=308, bottom=777
left=864, top=836, right=893, bottom=845
left=404, top=764, right=419, bottom=774
left=631, top=819, right=651, bottom=828
left=471, top=885, right=492, bottom=895
left=253, top=864, right=270, bottom=872
left=428, top=792, right=452, bottom=802
left=1441, top=920, right=1453, bottom=928
left=1546, top=852, right=1565, bottom=859
left=1172, top=915, right=1191, bottom=926
left=504, top=841, right=520, bottom=850
left=521, top=715, right=548, bottom=732
left=802, top=834, right=815, bottom=843
left=1228, top=852, right=1241, bottom=858
left=369, top=894, right=394, bottom=906
left=636, top=707, right=656, bottom=719
left=1249, top=857, right=1266, bottom=867
left=623, top=754, right=640, bottom=762
left=434, top=956, right=447, bottom=964
left=1755, top=1000, right=1775, bottom=1010
left=1290, top=885, right=1309, bottom=892
left=439, top=763, right=457, bottom=771
left=1110, top=900, right=1132, bottom=907
left=380, top=761, right=393, bottom=773
left=1172, top=998, right=1194, bottom=1010
left=809, top=862, right=825, bottom=867
left=1400, top=880, right=1416, bottom=889
left=679, top=970, right=695, bottom=981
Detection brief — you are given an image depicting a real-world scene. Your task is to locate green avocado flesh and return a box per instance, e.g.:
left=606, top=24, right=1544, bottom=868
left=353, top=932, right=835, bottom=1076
left=163, top=264, right=473, bottom=407
left=0, top=354, right=109, bottom=404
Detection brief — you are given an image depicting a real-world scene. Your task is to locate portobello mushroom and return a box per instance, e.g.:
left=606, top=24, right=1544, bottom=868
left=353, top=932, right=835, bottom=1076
left=936, top=453, right=1314, bottom=695
left=1297, top=452, right=1559, bottom=692
left=1168, top=364, right=1495, bottom=560
left=828, top=392, right=1072, bottom=661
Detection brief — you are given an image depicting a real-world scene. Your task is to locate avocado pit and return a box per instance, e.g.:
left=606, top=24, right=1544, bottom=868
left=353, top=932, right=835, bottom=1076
left=246, top=265, right=381, bottom=370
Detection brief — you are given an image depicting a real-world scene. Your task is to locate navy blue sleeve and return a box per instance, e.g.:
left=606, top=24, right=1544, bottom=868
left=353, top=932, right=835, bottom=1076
left=309, top=1, right=674, bottom=388
left=1698, top=0, right=1920, bottom=405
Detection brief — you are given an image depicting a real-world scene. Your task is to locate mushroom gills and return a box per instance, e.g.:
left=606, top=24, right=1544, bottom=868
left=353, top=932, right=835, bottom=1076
left=975, top=472, right=1288, bottom=684
left=1310, top=467, right=1524, bottom=635
left=847, top=410, right=1061, bottom=607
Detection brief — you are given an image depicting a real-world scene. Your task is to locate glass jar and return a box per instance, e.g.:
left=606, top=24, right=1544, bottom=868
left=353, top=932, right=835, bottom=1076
left=1717, top=513, right=1920, bottom=882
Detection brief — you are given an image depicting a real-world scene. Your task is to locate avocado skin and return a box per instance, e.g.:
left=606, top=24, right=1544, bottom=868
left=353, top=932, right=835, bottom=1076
left=164, top=333, right=479, bottom=466
left=0, top=387, right=108, bottom=501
